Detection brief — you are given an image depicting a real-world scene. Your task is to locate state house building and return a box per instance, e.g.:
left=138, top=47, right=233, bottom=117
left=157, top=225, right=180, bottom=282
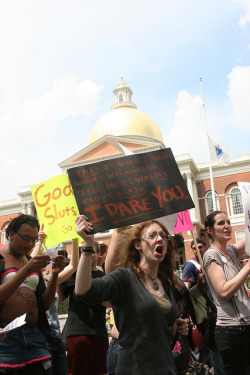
left=1, top=77, right=249, bottom=267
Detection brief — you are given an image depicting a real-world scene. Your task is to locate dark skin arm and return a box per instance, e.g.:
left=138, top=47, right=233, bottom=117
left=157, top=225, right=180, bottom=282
left=42, top=255, right=66, bottom=310
left=57, top=285, right=66, bottom=305
left=0, top=254, right=51, bottom=306
left=0, top=329, right=7, bottom=342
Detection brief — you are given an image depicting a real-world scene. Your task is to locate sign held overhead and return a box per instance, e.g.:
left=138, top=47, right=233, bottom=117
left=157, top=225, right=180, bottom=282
left=68, top=148, right=194, bottom=233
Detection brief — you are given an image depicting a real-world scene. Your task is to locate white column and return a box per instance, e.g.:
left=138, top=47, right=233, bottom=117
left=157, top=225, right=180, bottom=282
left=27, top=202, right=33, bottom=215
left=186, top=173, right=196, bottom=223
left=191, top=177, right=201, bottom=223
left=22, top=203, right=26, bottom=214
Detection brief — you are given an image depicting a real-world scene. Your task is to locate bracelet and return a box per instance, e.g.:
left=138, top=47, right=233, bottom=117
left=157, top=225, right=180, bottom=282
left=82, top=252, right=92, bottom=256
left=80, top=246, right=94, bottom=254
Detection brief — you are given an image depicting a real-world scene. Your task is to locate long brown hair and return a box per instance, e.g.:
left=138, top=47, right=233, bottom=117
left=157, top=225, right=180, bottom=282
left=118, top=220, right=176, bottom=286
left=204, top=210, right=226, bottom=240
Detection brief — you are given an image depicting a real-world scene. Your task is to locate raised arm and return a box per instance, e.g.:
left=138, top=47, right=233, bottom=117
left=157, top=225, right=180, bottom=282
left=75, top=215, right=94, bottom=295
left=207, top=258, right=250, bottom=301
left=234, top=238, right=245, bottom=258
left=56, top=238, right=79, bottom=285
left=105, top=226, right=132, bottom=274
left=42, top=255, right=66, bottom=310
left=57, top=284, right=66, bottom=305
left=30, top=225, right=45, bottom=257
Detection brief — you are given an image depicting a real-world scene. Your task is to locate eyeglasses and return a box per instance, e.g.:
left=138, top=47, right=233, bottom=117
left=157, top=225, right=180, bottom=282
left=141, top=232, right=171, bottom=241
left=192, top=245, right=204, bottom=250
left=16, top=232, right=39, bottom=243
left=240, top=259, right=249, bottom=263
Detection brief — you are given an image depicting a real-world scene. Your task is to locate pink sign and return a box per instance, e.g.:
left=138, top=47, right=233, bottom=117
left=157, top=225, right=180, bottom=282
left=174, top=210, right=194, bottom=234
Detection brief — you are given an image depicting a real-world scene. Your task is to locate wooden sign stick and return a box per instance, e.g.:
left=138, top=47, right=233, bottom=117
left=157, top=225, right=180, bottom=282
left=191, top=230, right=204, bottom=273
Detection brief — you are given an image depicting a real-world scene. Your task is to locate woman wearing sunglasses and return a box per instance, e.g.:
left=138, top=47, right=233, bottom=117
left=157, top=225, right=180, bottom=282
left=203, top=211, right=250, bottom=375
left=74, top=215, right=189, bottom=375
left=0, top=214, right=65, bottom=374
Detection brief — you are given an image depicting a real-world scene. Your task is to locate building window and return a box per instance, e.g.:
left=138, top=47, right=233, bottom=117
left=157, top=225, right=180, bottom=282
left=231, top=187, right=243, bottom=215
left=235, top=230, right=245, bottom=243
left=205, top=191, right=219, bottom=214
left=119, top=94, right=123, bottom=103
left=1, top=231, right=6, bottom=245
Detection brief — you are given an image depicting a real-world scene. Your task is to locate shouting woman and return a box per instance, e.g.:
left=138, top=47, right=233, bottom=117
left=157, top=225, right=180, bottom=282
left=74, top=215, right=189, bottom=375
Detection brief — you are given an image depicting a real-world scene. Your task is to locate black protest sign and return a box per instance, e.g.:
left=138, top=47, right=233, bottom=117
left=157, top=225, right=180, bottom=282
left=67, top=148, right=194, bottom=233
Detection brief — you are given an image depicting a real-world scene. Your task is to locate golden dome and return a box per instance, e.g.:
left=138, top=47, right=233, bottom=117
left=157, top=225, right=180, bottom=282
left=88, top=77, right=164, bottom=145
left=88, top=107, right=164, bottom=144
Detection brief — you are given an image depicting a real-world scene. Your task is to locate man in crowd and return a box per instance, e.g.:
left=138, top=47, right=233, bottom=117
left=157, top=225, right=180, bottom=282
left=182, top=238, right=206, bottom=289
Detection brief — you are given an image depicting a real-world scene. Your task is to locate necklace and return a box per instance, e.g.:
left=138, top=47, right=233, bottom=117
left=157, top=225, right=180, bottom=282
left=147, top=275, right=159, bottom=291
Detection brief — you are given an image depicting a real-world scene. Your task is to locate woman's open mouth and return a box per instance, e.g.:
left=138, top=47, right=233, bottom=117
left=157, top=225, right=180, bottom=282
left=155, top=245, right=163, bottom=256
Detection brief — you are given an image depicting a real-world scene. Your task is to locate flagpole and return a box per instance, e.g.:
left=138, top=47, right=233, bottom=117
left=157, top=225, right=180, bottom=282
left=199, top=77, right=217, bottom=210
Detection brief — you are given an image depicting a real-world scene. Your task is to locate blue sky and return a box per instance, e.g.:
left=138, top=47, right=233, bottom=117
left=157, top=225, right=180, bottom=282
left=0, top=0, right=250, bottom=201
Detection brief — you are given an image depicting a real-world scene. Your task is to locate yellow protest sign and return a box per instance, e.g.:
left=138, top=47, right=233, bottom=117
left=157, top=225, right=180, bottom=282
left=31, top=174, right=82, bottom=248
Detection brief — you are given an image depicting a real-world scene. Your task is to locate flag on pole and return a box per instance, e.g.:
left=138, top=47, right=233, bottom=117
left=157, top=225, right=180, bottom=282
left=208, top=135, right=230, bottom=166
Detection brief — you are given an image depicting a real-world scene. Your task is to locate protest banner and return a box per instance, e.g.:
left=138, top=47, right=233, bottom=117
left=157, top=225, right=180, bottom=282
left=237, top=182, right=250, bottom=255
left=31, top=174, right=82, bottom=248
left=174, top=210, right=204, bottom=272
left=174, top=210, right=194, bottom=234
left=157, top=213, right=178, bottom=236
left=67, top=148, right=194, bottom=233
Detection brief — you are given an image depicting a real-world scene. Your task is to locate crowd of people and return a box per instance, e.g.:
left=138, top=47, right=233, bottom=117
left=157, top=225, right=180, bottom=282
left=0, top=209, right=249, bottom=375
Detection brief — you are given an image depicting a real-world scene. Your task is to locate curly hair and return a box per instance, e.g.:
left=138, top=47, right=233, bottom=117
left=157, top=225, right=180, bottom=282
left=5, top=214, right=40, bottom=240
left=118, top=220, right=177, bottom=286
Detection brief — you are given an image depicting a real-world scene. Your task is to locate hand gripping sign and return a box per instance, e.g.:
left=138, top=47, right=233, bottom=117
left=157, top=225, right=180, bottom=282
left=67, top=148, right=195, bottom=233
left=31, top=174, right=82, bottom=248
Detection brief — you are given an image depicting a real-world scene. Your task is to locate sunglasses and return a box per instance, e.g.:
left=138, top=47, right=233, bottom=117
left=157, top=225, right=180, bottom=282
left=192, top=245, right=204, bottom=250
left=16, top=232, right=39, bottom=243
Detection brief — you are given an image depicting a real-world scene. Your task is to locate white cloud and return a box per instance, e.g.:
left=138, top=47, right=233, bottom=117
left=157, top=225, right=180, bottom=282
left=233, top=0, right=250, bottom=27
left=0, top=76, right=103, bottom=200
left=166, top=91, right=210, bottom=162
left=227, top=65, right=250, bottom=129
left=1, top=76, right=103, bottom=140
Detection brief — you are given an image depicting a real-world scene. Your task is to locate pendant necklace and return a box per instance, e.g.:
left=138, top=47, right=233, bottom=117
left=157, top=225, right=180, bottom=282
left=147, top=275, right=159, bottom=291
